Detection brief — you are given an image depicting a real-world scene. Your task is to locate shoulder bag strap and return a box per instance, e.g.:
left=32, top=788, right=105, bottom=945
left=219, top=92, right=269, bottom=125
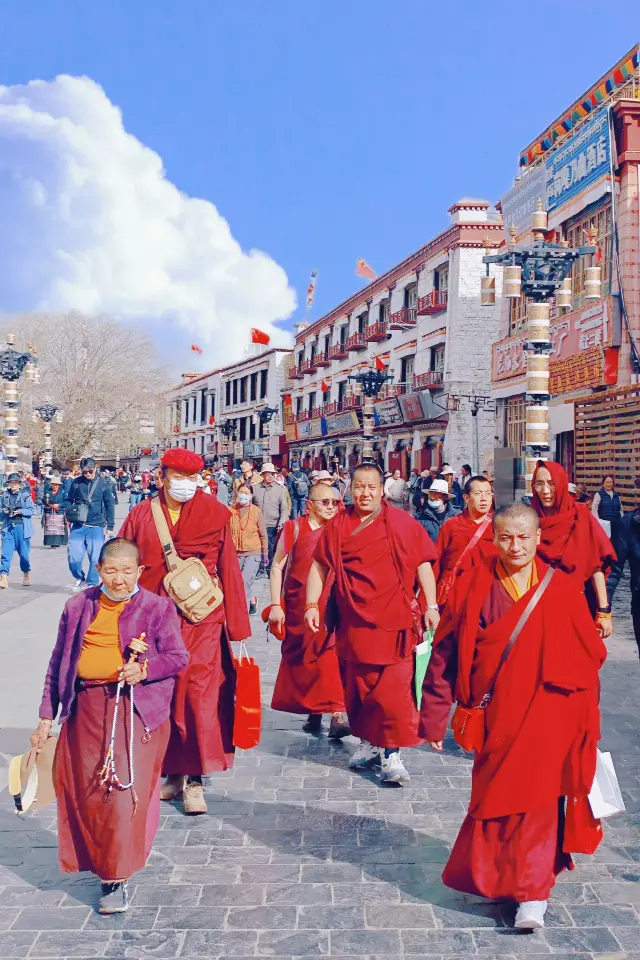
left=150, top=497, right=181, bottom=573
left=281, top=519, right=301, bottom=598
left=87, top=478, right=100, bottom=503
left=482, top=565, right=555, bottom=705
left=449, top=513, right=492, bottom=577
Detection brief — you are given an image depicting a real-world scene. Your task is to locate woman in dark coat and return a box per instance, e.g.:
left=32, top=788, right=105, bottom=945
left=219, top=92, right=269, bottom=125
left=42, top=475, right=68, bottom=548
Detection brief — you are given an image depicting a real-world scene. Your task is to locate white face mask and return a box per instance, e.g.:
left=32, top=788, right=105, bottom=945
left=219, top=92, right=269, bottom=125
left=428, top=498, right=446, bottom=512
left=237, top=493, right=252, bottom=506
left=168, top=477, right=198, bottom=503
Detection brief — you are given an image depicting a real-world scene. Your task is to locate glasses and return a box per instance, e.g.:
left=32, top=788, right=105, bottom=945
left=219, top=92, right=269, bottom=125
left=534, top=480, right=555, bottom=490
left=310, top=498, right=339, bottom=508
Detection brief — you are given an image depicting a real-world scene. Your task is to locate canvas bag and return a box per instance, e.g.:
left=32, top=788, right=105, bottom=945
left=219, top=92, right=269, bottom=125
left=151, top=498, right=224, bottom=623
left=65, top=477, right=99, bottom=525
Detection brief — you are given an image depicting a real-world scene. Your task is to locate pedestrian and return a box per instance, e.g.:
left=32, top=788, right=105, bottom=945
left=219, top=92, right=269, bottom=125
left=66, top=458, right=115, bottom=591
left=607, top=476, right=640, bottom=639
left=31, top=537, right=187, bottom=915
left=305, top=465, right=439, bottom=785
left=129, top=474, right=143, bottom=510
left=312, top=470, right=334, bottom=485
left=233, top=460, right=262, bottom=500
left=215, top=465, right=233, bottom=505
left=440, top=464, right=464, bottom=508
left=531, top=461, right=615, bottom=636
left=384, top=468, right=407, bottom=509
left=434, top=474, right=495, bottom=605
left=252, top=463, right=290, bottom=571
left=0, top=472, right=34, bottom=588
left=458, top=463, right=472, bottom=487
left=35, top=476, right=46, bottom=516
left=287, top=462, right=310, bottom=519
left=421, top=502, right=606, bottom=931
left=60, top=467, right=74, bottom=499
left=118, top=448, right=250, bottom=815
left=415, top=478, right=460, bottom=543
left=270, top=482, right=349, bottom=738
left=102, top=468, right=119, bottom=506
left=592, top=473, right=624, bottom=558
left=275, top=472, right=292, bottom=515
left=334, top=467, right=352, bottom=506
left=42, top=474, right=68, bottom=548
left=230, top=483, right=269, bottom=616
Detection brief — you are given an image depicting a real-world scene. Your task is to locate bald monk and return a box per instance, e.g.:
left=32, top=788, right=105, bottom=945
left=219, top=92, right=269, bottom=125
left=119, top=448, right=251, bottom=815
left=435, top=475, right=496, bottom=605
left=531, top=461, right=615, bottom=637
left=269, top=483, right=349, bottom=738
left=421, top=502, right=606, bottom=930
left=305, top=465, right=439, bottom=785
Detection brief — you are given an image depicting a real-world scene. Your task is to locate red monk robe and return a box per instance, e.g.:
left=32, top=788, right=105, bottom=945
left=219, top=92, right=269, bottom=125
left=434, top=509, right=497, bottom=589
left=119, top=489, right=250, bottom=775
left=531, top=461, right=615, bottom=593
left=420, top=557, right=606, bottom=902
left=314, top=501, right=437, bottom=747
left=271, top=517, right=345, bottom=714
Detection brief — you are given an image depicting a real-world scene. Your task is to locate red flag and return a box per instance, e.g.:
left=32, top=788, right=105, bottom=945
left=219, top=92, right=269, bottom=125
left=375, top=356, right=386, bottom=372
left=251, top=328, right=271, bottom=345
left=321, top=380, right=329, bottom=393
left=190, top=344, right=203, bottom=354
left=356, top=258, right=376, bottom=280
left=209, top=415, right=215, bottom=425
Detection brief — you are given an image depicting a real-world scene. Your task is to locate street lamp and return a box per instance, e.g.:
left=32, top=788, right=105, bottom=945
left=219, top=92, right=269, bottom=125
left=0, top=333, right=39, bottom=468
left=482, top=201, right=600, bottom=493
left=219, top=419, right=236, bottom=461
left=254, top=406, right=279, bottom=464
left=348, top=359, right=393, bottom=464
left=33, top=397, right=63, bottom=471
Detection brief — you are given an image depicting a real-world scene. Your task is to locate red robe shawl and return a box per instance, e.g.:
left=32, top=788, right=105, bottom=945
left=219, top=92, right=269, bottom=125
left=119, top=490, right=250, bottom=774
left=434, top=509, right=497, bottom=581
left=531, top=461, right=615, bottom=586
left=421, top=557, right=606, bottom=820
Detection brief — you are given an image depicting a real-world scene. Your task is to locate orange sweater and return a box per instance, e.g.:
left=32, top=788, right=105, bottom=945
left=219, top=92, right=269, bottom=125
left=76, top=593, right=127, bottom=682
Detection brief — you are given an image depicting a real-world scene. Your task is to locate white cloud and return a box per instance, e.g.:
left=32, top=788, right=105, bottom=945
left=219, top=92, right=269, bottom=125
left=0, top=75, right=296, bottom=365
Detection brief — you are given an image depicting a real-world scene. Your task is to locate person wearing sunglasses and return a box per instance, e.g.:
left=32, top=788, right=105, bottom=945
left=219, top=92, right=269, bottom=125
left=270, top=483, right=349, bottom=739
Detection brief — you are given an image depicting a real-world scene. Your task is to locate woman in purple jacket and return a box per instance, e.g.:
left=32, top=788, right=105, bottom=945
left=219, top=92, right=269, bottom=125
left=31, top=538, right=188, bottom=915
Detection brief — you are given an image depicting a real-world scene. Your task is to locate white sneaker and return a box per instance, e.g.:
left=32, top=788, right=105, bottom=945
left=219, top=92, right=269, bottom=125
left=348, top=740, right=381, bottom=770
left=379, top=751, right=410, bottom=785
left=73, top=578, right=86, bottom=591
left=514, top=900, right=547, bottom=930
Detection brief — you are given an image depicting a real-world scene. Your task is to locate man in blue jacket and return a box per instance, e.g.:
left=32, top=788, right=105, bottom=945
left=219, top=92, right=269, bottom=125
left=607, top=476, right=640, bottom=654
left=66, top=457, right=115, bottom=590
left=0, top=472, right=35, bottom=588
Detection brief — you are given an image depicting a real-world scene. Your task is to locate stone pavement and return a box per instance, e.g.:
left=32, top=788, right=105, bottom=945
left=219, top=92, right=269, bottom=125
left=1, top=504, right=640, bottom=959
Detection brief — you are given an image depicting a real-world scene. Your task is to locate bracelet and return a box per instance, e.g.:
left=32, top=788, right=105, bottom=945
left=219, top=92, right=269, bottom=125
left=427, top=605, right=439, bottom=610
left=304, top=602, right=320, bottom=612
left=596, top=610, right=612, bottom=621
left=38, top=718, right=52, bottom=727
left=271, top=602, right=282, bottom=609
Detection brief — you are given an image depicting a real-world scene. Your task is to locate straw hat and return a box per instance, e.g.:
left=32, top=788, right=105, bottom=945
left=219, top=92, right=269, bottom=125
left=8, top=737, right=57, bottom=814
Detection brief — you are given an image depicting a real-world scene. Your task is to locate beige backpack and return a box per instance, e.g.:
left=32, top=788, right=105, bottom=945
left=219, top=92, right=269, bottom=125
left=151, top=498, right=224, bottom=623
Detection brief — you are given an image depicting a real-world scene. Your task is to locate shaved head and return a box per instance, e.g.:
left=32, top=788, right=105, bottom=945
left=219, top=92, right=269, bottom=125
left=98, top=537, right=140, bottom=566
left=351, top=465, right=383, bottom=487
left=493, top=502, right=539, bottom=531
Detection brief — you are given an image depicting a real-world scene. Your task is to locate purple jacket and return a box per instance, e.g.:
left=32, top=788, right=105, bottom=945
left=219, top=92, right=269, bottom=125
left=39, top=586, right=188, bottom=732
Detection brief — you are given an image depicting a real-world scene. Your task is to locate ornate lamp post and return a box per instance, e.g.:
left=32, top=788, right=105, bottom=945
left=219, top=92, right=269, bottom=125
left=254, top=406, right=279, bottom=465
left=0, top=333, right=39, bottom=468
left=33, top=397, right=63, bottom=471
left=219, top=419, right=236, bottom=462
left=483, top=201, right=601, bottom=493
left=348, top=359, right=393, bottom=464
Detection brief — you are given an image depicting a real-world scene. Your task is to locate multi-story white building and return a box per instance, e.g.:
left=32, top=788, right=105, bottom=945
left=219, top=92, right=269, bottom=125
left=165, top=347, right=293, bottom=466
left=285, top=199, right=503, bottom=475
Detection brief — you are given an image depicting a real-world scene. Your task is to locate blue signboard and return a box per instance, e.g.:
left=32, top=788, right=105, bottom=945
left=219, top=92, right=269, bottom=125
left=545, top=112, right=610, bottom=213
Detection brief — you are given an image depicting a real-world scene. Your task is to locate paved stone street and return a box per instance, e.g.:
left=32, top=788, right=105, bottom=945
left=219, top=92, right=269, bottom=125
left=1, top=503, right=640, bottom=959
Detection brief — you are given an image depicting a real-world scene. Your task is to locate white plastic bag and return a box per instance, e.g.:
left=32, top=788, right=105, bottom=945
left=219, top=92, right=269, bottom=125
left=588, top=750, right=625, bottom=820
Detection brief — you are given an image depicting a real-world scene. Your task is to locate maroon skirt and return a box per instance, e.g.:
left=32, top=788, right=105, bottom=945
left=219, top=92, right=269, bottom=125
left=271, top=645, right=345, bottom=715
left=341, top=655, right=421, bottom=748
left=53, top=684, right=169, bottom=881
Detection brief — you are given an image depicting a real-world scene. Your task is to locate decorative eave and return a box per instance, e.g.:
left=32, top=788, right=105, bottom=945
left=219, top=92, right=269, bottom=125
left=613, top=99, right=640, bottom=165
left=450, top=222, right=505, bottom=249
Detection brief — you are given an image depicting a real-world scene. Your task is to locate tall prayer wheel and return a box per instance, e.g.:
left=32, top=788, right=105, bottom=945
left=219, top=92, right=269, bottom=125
left=526, top=353, right=550, bottom=397
left=480, top=275, right=496, bottom=306
left=531, top=204, right=548, bottom=233
left=556, top=276, right=572, bottom=310
left=525, top=454, right=548, bottom=491
left=526, top=302, right=550, bottom=345
left=584, top=265, right=602, bottom=301
left=525, top=405, right=549, bottom=448
left=503, top=265, right=522, bottom=299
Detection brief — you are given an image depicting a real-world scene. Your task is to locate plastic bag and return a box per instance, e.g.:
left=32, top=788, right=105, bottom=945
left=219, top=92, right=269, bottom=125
left=414, top=630, right=434, bottom=709
left=233, top=642, right=261, bottom=749
left=589, top=750, right=626, bottom=820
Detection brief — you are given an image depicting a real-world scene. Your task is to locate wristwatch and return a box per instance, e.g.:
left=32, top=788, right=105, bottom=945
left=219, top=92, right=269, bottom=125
left=597, top=605, right=612, bottom=614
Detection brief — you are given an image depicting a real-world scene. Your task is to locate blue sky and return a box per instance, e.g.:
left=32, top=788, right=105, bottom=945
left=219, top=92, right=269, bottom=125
left=1, top=1, right=637, bottom=352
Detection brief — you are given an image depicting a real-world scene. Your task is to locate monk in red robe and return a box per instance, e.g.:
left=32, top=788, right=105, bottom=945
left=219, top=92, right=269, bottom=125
left=269, top=482, right=349, bottom=738
left=434, top=475, right=496, bottom=604
left=421, top=502, right=606, bottom=930
left=305, top=465, right=439, bottom=785
left=119, top=448, right=250, bottom=815
left=531, top=461, right=615, bottom=637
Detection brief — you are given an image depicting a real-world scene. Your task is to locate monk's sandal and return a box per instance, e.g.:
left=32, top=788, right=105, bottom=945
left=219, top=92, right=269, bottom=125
left=99, top=881, right=129, bottom=914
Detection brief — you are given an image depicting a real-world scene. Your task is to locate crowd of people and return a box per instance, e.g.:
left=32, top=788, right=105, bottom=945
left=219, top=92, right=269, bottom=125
left=3, top=447, right=636, bottom=929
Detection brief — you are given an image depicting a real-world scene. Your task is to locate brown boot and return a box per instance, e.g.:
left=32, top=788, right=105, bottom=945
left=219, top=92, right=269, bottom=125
left=0, top=574, right=8, bottom=589
left=23, top=573, right=31, bottom=587
left=160, top=775, right=185, bottom=802
left=328, top=712, right=351, bottom=740
left=183, top=778, right=207, bottom=815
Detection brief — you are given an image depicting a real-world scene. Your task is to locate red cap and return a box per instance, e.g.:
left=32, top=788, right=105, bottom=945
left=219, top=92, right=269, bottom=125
left=161, top=448, right=204, bottom=474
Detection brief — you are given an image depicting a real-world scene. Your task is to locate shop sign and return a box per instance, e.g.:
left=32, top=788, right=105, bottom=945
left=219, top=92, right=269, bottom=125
left=284, top=420, right=298, bottom=442
left=324, top=410, right=360, bottom=435
left=308, top=418, right=324, bottom=439
left=374, top=397, right=403, bottom=426
left=545, top=112, right=610, bottom=213
left=243, top=441, right=263, bottom=458
left=501, top=165, right=547, bottom=239
left=549, top=345, right=618, bottom=395
left=398, top=392, right=440, bottom=421
left=492, top=335, right=528, bottom=382
left=233, top=442, right=244, bottom=459
left=205, top=442, right=217, bottom=454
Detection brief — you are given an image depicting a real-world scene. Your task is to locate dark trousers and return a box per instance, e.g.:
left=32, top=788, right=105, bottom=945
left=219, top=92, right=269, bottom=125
left=632, top=587, right=640, bottom=657
left=266, top=526, right=280, bottom=572
left=291, top=495, right=307, bottom=519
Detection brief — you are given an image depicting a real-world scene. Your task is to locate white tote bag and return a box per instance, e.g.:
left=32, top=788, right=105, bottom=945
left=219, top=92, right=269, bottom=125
left=588, top=750, right=626, bottom=820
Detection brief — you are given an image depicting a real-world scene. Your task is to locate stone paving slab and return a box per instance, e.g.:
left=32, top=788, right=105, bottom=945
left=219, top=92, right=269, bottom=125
left=1, top=505, right=640, bottom=956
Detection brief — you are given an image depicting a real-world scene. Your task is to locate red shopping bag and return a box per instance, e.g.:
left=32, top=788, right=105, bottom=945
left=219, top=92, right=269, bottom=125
left=233, top=643, right=261, bottom=749
left=563, top=796, right=603, bottom=855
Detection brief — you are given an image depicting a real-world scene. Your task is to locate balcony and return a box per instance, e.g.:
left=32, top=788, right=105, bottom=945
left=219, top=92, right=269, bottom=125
left=307, top=355, right=319, bottom=373
left=296, top=411, right=309, bottom=422
left=417, top=290, right=448, bottom=315
left=310, top=406, right=323, bottom=419
left=299, top=359, right=312, bottom=375
left=289, top=366, right=303, bottom=380
left=343, top=395, right=363, bottom=409
left=323, top=400, right=340, bottom=415
left=346, top=333, right=367, bottom=352
left=380, top=383, right=408, bottom=400
left=413, top=371, right=444, bottom=391
left=365, top=321, right=389, bottom=342
left=314, top=351, right=330, bottom=367
left=328, top=342, right=348, bottom=361
left=389, top=307, right=417, bottom=330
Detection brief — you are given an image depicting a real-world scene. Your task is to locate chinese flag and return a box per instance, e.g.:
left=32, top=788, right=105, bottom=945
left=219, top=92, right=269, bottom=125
left=209, top=415, right=215, bottom=425
left=356, top=258, right=376, bottom=280
left=321, top=380, right=329, bottom=393
left=251, top=328, right=271, bottom=345
left=375, top=356, right=386, bottom=372
left=190, top=344, right=203, bottom=354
